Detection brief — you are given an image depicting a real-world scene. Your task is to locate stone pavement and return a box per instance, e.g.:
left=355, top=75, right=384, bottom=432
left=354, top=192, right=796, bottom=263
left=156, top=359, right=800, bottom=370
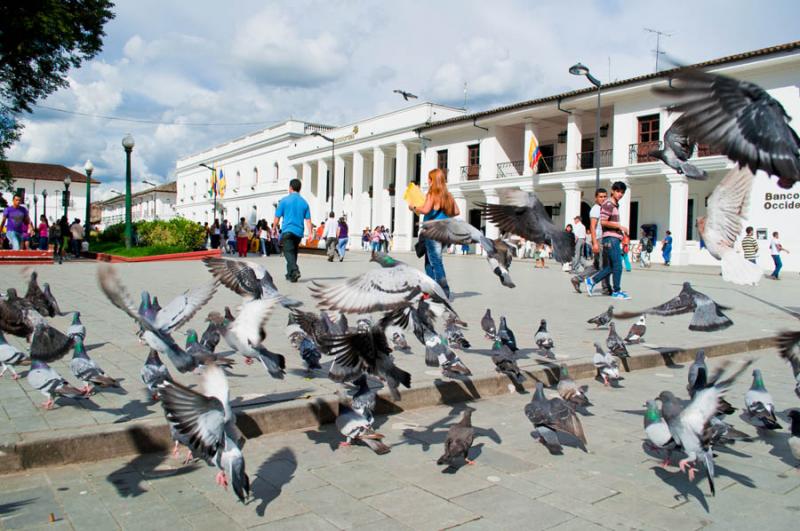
left=0, top=348, right=798, bottom=530
left=0, top=251, right=798, bottom=466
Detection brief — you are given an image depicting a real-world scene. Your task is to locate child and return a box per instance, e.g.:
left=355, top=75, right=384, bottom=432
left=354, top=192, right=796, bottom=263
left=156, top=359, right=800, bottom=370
left=534, top=242, right=547, bottom=268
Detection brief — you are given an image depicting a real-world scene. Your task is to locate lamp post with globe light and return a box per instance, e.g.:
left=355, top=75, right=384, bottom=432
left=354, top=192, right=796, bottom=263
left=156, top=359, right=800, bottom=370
left=41, top=189, right=47, bottom=221
left=122, top=133, right=135, bottom=248
left=84, top=160, right=93, bottom=240
left=62, top=176, right=72, bottom=220
left=569, top=62, right=602, bottom=190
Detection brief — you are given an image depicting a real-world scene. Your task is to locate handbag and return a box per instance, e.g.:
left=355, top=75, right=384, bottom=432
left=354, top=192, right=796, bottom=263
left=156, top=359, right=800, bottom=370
left=415, top=237, right=427, bottom=258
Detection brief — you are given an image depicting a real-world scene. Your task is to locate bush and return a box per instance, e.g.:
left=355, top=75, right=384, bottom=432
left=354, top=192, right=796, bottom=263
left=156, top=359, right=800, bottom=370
left=96, top=221, right=143, bottom=243
left=137, top=218, right=206, bottom=250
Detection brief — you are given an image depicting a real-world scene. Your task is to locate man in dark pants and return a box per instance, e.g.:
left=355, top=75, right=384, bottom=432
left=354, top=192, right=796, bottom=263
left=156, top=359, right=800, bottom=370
left=273, top=179, right=311, bottom=283
left=585, top=181, right=630, bottom=300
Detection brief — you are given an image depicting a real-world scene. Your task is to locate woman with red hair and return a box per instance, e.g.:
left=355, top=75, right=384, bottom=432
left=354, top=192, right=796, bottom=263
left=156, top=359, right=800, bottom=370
left=410, top=168, right=460, bottom=299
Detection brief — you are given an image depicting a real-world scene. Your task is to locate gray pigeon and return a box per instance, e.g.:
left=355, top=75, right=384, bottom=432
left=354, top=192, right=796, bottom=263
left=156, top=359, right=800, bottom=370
left=653, top=68, right=799, bottom=190
left=351, top=374, right=376, bottom=424
left=491, top=339, right=524, bottom=385
left=498, top=316, right=517, bottom=352
left=744, top=369, right=781, bottom=430
left=587, top=306, right=613, bottom=328
left=534, top=319, right=554, bottom=357
left=24, top=271, right=65, bottom=317
left=203, top=257, right=301, bottom=308
left=592, top=342, right=620, bottom=387
left=200, top=321, right=222, bottom=353
left=606, top=322, right=629, bottom=358
left=615, top=282, right=732, bottom=332
left=776, top=331, right=800, bottom=399
left=478, top=190, right=576, bottom=263
left=0, top=331, right=27, bottom=379
left=141, top=348, right=171, bottom=401
left=159, top=365, right=250, bottom=503
left=419, top=218, right=515, bottom=288
left=648, top=118, right=707, bottom=179
left=557, top=364, right=590, bottom=409
left=525, top=382, right=587, bottom=453
left=624, top=315, right=646, bottom=344
left=481, top=309, right=496, bottom=340
left=643, top=399, right=677, bottom=467
left=687, top=350, right=707, bottom=395
left=445, top=315, right=471, bottom=350
left=27, top=359, right=87, bottom=409
left=437, top=408, right=476, bottom=466
left=336, top=402, right=390, bottom=454
left=391, top=330, right=410, bottom=351
left=69, top=338, right=120, bottom=394
left=185, top=329, right=235, bottom=370
left=440, top=342, right=472, bottom=379
left=67, top=312, right=86, bottom=342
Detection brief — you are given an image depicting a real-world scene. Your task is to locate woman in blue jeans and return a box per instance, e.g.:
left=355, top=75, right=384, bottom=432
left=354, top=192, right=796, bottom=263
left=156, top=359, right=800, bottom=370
left=336, top=218, right=349, bottom=261
left=410, top=168, right=460, bottom=299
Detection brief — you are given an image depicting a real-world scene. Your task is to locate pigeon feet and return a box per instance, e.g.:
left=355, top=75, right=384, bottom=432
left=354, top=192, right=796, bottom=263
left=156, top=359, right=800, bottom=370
left=678, top=459, right=697, bottom=481
left=244, top=357, right=254, bottom=366
left=466, top=458, right=476, bottom=465
left=82, top=385, right=94, bottom=396
left=11, top=371, right=20, bottom=380
left=338, top=441, right=351, bottom=449
left=172, top=441, right=181, bottom=459
left=603, top=376, right=610, bottom=387
left=215, top=471, right=229, bottom=488
left=183, top=450, right=193, bottom=465
left=41, top=399, right=55, bottom=410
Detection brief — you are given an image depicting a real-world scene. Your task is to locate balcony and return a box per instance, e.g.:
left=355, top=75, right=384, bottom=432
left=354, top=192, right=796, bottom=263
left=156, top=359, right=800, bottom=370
left=496, top=160, right=524, bottom=178
left=460, top=164, right=480, bottom=181
left=628, top=141, right=662, bottom=164
left=577, top=149, right=613, bottom=170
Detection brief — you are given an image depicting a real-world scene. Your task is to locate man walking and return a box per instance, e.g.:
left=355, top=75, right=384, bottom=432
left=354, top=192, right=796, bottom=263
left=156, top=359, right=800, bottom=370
left=322, top=211, right=338, bottom=262
left=70, top=219, right=84, bottom=258
left=571, top=215, right=587, bottom=272
left=274, top=179, right=311, bottom=283
left=769, top=231, right=789, bottom=280
left=741, top=226, right=759, bottom=264
left=0, top=193, right=30, bottom=250
left=585, top=181, right=630, bottom=300
left=588, top=188, right=611, bottom=294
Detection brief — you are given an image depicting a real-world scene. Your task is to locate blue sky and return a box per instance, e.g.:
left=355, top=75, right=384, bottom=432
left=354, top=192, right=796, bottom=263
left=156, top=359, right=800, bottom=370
left=8, top=0, right=800, bottom=199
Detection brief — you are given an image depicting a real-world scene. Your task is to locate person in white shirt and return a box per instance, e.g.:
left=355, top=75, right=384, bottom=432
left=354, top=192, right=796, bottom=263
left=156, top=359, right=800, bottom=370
left=571, top=216, right=587, bottom=272
left=769, top=231, right=790, bottom=280
left=323, top=212, right=339, bottom=262
left=588, top=188, right=611, bottom=294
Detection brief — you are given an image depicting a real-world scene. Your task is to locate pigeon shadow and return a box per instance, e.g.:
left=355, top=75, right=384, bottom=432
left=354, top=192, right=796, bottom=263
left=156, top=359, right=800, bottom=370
left=300, top=276, right=346, bottom=283
left=652, top=466, right=710, bottom=513
left=0, top=498, right=36, bottom=516
left=431, top=377, right=481, bottom=405
left=230, top=388, right=315, bottom=411
left=647, top=347, right=685, bottom=369
left=452, top=291, right=480, bottom=300
left=251, top=447, right=296, bottom=516
left=303, top=421, right=341, bottom=451
left=714, top=463, right=756, bottom=489
left=401, top=406, right=501, bottom=453
left=84, top=342, right=109, bottom=352
left=107, top=450, right=197, bottom=497
left=759, top=429, right=795, bottom=467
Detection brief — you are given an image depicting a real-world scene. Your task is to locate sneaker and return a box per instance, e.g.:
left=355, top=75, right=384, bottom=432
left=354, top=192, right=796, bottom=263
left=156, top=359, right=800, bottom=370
left=611, top=291, right=631, bottom=300
left=584, top=277, right=595, bottom=296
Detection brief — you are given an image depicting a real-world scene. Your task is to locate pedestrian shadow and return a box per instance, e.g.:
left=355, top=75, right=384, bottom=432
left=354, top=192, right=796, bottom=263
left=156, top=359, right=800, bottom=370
left=251, top=447, right=296, bottom=516
left=0, top=498, right=36, bottom=516
left=651, top=466, right=710, bottom=513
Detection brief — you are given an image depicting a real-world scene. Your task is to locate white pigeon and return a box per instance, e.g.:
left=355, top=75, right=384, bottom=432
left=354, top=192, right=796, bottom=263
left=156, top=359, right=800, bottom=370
left=592, top=342, right=620, bottom=386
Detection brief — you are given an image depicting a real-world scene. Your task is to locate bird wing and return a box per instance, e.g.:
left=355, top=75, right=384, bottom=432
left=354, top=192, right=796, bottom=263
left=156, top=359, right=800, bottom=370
left=478, top=190, right=545, bottom=242
left=30, top=325, right=73, bottom=362
left=203, top=257, right=263, bottom=299
left=665, top=118, right=695, bottom=160
left=320, top=329, right=379, bottom=369
left=689, top=295, right=733, bottom=332
left=776, top=330, right=800, bottom=377
left=654, top=68, right=800, bottom=187
left=679, top=386, right=719, bottom=440
left=418, top=218, right=483, bottom=245
left=548, top=398, right=587, bottom=444
left=230, top=298, right=279, bottom=347
left=643, top=287, right=696, bottom=316
left=154, top=282, right=218, bottom=334
left=289, top=309, right=326, bottom=343
left=704, top=167, right=754, bottom=249
left=159, top=380, right=226, bottom=460
left=97, top=265, right=145, bottom=324
left=310, top=267, right=423, bottom=314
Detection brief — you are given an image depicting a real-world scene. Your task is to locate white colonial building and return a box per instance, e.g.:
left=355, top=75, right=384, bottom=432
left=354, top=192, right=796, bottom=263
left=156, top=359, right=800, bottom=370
left=95, top=181, right=177, bottom=229
left=175, top=41, right=800, bottom=271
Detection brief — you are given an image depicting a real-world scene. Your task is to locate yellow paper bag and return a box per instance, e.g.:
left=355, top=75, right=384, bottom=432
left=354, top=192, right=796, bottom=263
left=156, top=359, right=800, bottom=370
left=403, top=183, right=425, bottom=208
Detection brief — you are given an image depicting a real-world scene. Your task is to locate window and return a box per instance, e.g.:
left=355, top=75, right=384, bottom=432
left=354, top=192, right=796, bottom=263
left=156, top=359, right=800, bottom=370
left=253, top=167, right=259, bottom=185
left=636, top=114, right=661, bottom=162
left=274, top=162, right=279, bottom=183
left=466, top=144, right=480, bottom=180
left=437, top=149, right=448, bottom=171
left=235, top=171, right=241, bottom=189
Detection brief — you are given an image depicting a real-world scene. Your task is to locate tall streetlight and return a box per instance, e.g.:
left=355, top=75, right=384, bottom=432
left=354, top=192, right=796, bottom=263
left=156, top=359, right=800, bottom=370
left=310, top=131, right=335, bottom=213
left=84, top=160, right=93, bottom=238
left=41, top=189, right=47, bottom=221
left=122, top=133, right=135, bottom=248
left=62, top=176, right=72, bottom=220
left=569, top=62, right=602, bottom=190
left=199, top=163, right=217, bottom=220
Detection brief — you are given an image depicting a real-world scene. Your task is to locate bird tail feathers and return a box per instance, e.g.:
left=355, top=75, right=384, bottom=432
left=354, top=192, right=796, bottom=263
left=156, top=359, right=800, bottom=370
left=363, top=437, right=391, bottom=455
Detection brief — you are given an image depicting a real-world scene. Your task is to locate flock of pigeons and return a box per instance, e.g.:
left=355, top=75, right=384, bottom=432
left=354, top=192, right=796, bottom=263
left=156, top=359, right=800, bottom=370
left=0, top=67, right=798, bottom=506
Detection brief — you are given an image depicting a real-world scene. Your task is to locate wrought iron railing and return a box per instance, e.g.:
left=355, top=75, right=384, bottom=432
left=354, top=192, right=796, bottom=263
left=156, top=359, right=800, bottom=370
left=303, top=123, right=335, bottom=135
left=496, top=160, right=524, bottom=178
left=577, top=149, right=613, bottom=169
left=696, top=144, right=723, bottom=157
left=460, top=164, right=480, bottom=181
left=628, top=141, right=662, bottom=164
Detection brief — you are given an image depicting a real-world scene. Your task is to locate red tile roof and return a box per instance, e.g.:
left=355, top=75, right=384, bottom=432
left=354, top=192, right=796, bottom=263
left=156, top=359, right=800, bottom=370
left=1, top=161, right=101, bottom=184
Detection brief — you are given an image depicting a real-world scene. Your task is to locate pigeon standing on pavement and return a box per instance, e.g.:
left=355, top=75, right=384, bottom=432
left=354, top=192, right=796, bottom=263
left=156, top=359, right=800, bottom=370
left=606, top=322, right=629, bottom=358
left=336, top=401, right=390, bottom=454
left=67, top=312, right=86, bottom=342
left=24, top=271, right=66, bottom=317
left=26, top=359, right=87, bottom=409
left=351, top=374, right=376, bottom=424
left=593, top=342, right=620, bottom=387
left=624, top=315, right=646, bottom=344
left=557, top=364, right=590, bottom=409
left=498, top=316, right=517, bottom=352
left=445, top=315, right=471, bottom=350
left=525, top=382, right=587, bottom=453
left=69, top=338, right=120, bottom=395
left=648, top=118, right=708, bottom=180
left=159, top=365, right=250, bottom=503
left=776, top=331, right=800, bottom=399
left=744, top=369, right=782, bottom=430
left=687, top=350, right=707, bottom=394
left=481, top=309, right=497, bottom=339
left=437, top=408, right=476, bottom=466
left=0, top=331, right=27, bottom=379
left=643, top=399, right=677, bottom=467
left=587, top=306, right=614, bottom=328
left=491, top=339, right=525, bottom=385
left=141, top=349, right=172, bottom=401
left=534, top=319, right=554, bottom=358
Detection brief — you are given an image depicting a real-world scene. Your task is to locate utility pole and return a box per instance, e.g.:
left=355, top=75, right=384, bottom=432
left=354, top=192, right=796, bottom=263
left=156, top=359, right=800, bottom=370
left=644, top=28, right=673, bottom=72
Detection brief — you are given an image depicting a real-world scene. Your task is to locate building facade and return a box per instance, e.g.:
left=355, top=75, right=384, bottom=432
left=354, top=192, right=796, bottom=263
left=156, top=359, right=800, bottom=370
left=95, top=181, right=177, bottom=229
left=1, top=161, right=100, bottom=224
left=175, top=41, right=800, bottom=271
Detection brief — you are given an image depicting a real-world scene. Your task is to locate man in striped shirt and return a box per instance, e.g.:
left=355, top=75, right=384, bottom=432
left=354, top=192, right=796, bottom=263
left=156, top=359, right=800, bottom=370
left=741, top=226, right=759, bottom=264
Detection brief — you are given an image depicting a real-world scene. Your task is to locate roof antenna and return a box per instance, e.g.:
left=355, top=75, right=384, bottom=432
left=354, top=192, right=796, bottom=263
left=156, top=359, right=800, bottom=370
left=644, top=27, right=673, bottom=72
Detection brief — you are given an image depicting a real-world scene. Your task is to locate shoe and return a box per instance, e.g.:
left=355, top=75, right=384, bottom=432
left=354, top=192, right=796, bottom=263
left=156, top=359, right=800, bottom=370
left=340, top=257, right=344, bottom=262
left=611, top=291, right=631, bottom=300
left=570, top=277, right=581, bottom=294
left=584, top=277, right=595, bottom=296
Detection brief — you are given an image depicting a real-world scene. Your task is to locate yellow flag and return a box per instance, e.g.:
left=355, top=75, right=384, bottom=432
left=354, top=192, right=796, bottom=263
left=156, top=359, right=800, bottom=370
left=403, top=183, right=425, bottom=208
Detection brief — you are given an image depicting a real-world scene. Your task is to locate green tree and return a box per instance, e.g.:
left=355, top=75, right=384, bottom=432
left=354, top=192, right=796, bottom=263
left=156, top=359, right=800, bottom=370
left=0, top=0, right=115, bottom=185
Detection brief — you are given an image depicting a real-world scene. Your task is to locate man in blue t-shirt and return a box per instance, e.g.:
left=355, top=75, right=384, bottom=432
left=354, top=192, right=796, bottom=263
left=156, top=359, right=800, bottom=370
left=273, top=178, right=311, bottom=282
left=1, top=193, right=31, bottom=250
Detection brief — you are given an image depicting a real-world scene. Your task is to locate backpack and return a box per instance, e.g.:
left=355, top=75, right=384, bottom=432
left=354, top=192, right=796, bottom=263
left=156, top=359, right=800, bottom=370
left=644, top=237, right=653, bottom=253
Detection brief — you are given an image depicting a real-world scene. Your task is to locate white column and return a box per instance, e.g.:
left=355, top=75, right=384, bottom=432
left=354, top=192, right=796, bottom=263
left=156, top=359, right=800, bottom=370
left=372, top=147, right=386, bottom=228
left=334, top=155, right=345, bottom=216
left=301, top=162, right=316, bottom=218
left=667, top=174, right=689, bottom=266
left=562, top=182, right=582, bottom=226
left=479, top=129, right=498, bottom=182
left=393, top=142, right=413, bottom=251
left=351, top=151, right=366, bottom=242
left=617, top=177, right=631, bottom=235
left=316, top=159, right=328, bottom=220
left=565, top=112, right=582, bottom=171
left=484, top=190, right=499, bottom=240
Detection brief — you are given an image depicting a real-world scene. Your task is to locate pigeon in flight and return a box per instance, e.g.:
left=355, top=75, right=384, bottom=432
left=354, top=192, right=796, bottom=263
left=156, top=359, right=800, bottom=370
left=481, top=309, right=497, bottom=340
left=606, top=322, right=629, bottom=358
left=653, top=68, right=799, bottom=189
left=557, top=364, right=590, bottom=409
left=419, top=218, right=515, bottom=288
left=593, top=342, right=620, bottom=387
left=615, top=282, right=732, bottom=332
left=203, top=257, right=301, bottom=308
left=159, top=365, right=250, bottom=503
left=27, top=359, right=87, bottom=409
left=696, top=167, right=762, bottom=285
left=478, top=189, right=576, bottom=263
left=587, top=305, right=613, bottom=328
left=624, top=315, right=646, bottom=344
left=648, top=118, right=707, bottom=180
left=69, top=338, right=120, bottom=395
left=776, top=330, right=800, bottom=398
left=437, top=408, right=476, bottom=467
left=393, top=89, right=418, bottom=101
left=744, top=368, right=781, bottom=430
left=525, top=382, right=587, bottom=453
left=0, top=331, right=27, bottom=379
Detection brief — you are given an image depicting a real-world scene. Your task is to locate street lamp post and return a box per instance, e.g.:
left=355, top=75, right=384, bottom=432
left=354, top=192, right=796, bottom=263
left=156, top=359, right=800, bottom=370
left=199, top=163, right=217, bottom=220
left=311, top=132, right=335, bottom=213
left=84, top=160, right=93, bottom=239
left=41, top=189, right=47, bottom=221
left=122, top=133, right=135, bottom=248
left=569, top=62, right=602, bottom=190
left=62, top=176, right=72, bottom=220
left=33, top=195, right=38, bottom=225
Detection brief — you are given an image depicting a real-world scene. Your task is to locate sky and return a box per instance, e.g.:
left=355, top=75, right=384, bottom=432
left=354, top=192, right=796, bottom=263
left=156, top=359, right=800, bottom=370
left=8, top=0, right=800, bottom=199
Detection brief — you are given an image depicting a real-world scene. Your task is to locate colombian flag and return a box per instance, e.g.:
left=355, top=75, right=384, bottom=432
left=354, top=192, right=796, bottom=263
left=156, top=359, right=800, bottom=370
left=528, top=132, right=542, bottom=173
left=209, top=164, right=217, bottom=196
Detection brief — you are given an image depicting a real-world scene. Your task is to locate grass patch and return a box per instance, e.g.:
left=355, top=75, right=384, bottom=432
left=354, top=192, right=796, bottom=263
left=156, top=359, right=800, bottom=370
left=91, top=243, right=188, bottom=257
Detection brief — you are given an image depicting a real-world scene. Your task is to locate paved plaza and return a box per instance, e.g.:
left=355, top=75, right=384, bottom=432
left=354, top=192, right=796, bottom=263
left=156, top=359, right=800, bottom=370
left=0, top=348, right=798, bottom=530
left=0, top=252, right=797, bottom=449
